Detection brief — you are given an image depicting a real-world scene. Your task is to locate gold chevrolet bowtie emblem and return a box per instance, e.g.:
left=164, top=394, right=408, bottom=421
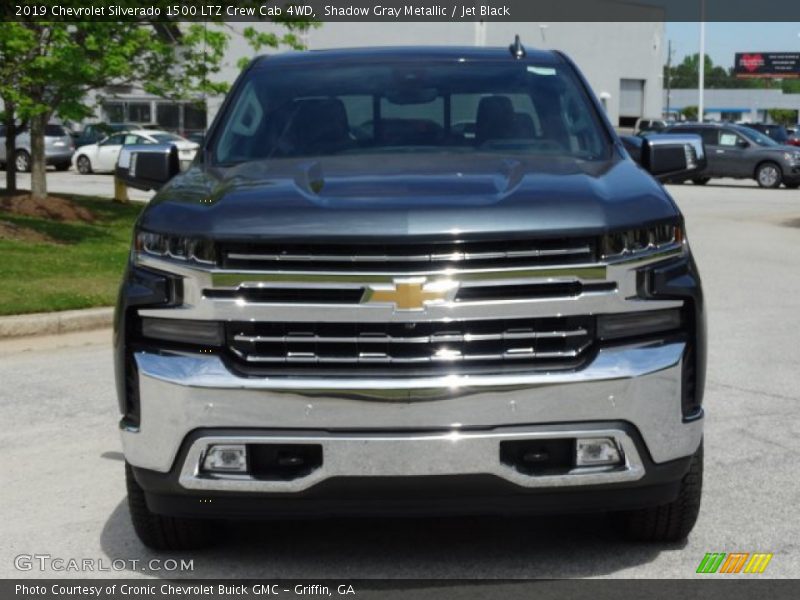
left=363, top=279, right=458, bottom=311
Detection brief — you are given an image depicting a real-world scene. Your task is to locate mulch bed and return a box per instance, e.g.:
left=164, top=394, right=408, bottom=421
left=0, top=191, right=95, bottom=223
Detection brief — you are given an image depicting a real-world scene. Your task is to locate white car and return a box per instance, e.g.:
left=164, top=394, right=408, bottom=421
left=72, top=129, right=199, bottom=174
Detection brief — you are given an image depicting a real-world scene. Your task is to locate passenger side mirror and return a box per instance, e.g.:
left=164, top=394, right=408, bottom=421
left=737, top=139, right=749, bottom=148
left=621, top=134, right=706, bottom=182
left=115, top=144, right=180, bottom=191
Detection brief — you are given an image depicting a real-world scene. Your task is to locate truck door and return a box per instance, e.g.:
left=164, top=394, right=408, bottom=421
left=695, top=128, right=722, bottom=177
left=714, top=129, right=751, bottom=178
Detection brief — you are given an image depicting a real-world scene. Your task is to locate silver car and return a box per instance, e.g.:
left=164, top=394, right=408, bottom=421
left=0, top=123, right=75, bottom=172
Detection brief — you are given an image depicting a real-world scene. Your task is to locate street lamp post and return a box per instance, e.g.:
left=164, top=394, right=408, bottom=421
left=698, top=2, right=705, bottom=122
left=666, top=39, right=673, bottom=118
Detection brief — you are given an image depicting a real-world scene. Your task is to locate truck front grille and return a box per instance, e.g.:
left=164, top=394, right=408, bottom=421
left=225, top=316, right=595, bottom=374
left=220, top=237, right=597, bottom=272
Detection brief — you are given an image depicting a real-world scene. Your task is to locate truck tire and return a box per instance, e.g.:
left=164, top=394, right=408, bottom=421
left=691, top=177, right=710, bottom=185
left=76, top=155, right=92, bottom=174
left=125, top=462, right=215, bottom=550
left=755, top=162, right=782, bottom=189
left=15, top=150, right=31, bottom=173
left=613, top=442, right=703, bottom=542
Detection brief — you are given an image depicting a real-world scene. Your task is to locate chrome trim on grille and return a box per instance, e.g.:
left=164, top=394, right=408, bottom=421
left=178, top=427, right=643, bottom=493
left=134, top=248, right=684, bottom=330
left=225, top=245, right=593, bottom=264
left=232, top=327, right=589, bottom=344
left=208, top=264, right=609, bottom=287
left=139, top=293, right=680, bottom=323
left=230, top=340, right=593, bottom=364
left=132, top=340, right=683, bottom=391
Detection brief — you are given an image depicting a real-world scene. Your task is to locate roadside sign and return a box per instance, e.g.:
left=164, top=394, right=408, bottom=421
left=734, top=53, right=800, bottom=78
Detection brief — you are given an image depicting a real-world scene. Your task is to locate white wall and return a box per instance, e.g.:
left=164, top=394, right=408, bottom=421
left=665, top=88, right=800, bottom=124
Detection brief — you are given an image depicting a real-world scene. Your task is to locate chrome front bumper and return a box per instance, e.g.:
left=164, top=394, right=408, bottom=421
left=179, top=427, right=645, bottom=493
left=122, top=339, right=703, bottom=490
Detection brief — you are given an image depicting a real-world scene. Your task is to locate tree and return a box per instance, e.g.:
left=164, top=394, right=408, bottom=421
left=680, top=105, right=698, bottom=121
left=0, top=6, right=316, bottom=200
left=664, top=53, right=779, bottom=90
left=0, top=24, right=37, bottom=192
left=767, top=109, right=798, bottom=127
left=782, top=79, right=800, bottom=94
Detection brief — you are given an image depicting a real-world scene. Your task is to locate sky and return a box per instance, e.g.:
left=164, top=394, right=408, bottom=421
left=665, top=22, right=800, bottom=68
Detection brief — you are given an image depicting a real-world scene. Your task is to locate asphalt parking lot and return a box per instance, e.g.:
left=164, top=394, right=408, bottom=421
left=1, top=179, right=799, bottom=580
left=2, top=168, right=154, bottom=202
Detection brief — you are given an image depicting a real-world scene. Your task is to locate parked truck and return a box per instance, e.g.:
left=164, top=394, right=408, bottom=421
left=115, top=41, right=707, bottom=549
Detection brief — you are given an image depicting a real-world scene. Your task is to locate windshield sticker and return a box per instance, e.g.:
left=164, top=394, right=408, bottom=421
left=527, top=66, right=557, bottom=76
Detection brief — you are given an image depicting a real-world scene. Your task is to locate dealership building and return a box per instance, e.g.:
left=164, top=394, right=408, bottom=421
left=664, top=88, right=800, bottom=124
left=79, top=20, right=666, bottom=135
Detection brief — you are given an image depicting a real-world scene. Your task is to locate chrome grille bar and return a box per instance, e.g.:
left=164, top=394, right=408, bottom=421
left=233, top=327, right=589, bottom=344
left=232, top=340, right=592, bottom=365
left=226, top=315, right=595, bottom=371
left=226, top=245, right=592, bottom=264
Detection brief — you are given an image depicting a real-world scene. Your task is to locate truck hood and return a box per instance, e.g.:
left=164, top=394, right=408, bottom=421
left=140, top=153, right=679, bottom=240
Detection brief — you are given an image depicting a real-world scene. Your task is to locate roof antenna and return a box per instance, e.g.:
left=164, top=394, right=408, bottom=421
left=509, top=35, right=525, bottom=59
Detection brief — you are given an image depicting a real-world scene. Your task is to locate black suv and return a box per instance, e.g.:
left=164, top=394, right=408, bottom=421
left=741, top=123, right=793, bottom=146
left=666, top=122, right=800, bottom=188
left=114, top=43, right=707, bottom=549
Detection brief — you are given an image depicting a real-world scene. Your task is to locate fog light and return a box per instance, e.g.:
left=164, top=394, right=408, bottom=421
left=575, top=438, right=622, bottom=467
left=202, top=445, right=247, bottom=473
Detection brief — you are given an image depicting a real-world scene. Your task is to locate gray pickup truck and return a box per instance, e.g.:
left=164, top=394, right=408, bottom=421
left=114, top=41, right=707, bottom=550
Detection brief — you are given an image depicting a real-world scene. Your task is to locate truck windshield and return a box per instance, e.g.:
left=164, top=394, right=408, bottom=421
left=213, top=60, right=611, bottom=165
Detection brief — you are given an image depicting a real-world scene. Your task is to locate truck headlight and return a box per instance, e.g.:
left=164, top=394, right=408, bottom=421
left=601, top=224, right=683, bottom=261
left=784, top=152, right=800, bottom=166
left=135, top=231, right=216, bottom=265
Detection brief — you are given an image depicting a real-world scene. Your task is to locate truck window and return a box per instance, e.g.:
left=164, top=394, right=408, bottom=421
left=698, top=129, right=719, bottom=146
left=719, top=131, right=743, bottom=147
left=213, top=60, right=610, bottom=164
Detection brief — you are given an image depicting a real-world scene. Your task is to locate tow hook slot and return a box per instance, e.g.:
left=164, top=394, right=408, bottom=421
left=499, top=439, right=575, bottom=475
left=248, top=443, right=323, bottom=481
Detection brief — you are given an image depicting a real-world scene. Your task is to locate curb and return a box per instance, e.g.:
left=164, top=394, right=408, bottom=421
left=0, top=307, right=114, bottom=339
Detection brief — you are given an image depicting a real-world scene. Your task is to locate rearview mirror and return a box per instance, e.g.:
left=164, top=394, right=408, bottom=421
left=385, top=87, right=439, bottom=105
left=116, top=144, right=180, bottom=191
left=621, top=134, right=706, bottom=182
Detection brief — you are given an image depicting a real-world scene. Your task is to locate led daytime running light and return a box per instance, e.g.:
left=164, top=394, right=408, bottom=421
left=135, top=231, right=216, bottom=265
left=601, top=224, right=682, bottom=260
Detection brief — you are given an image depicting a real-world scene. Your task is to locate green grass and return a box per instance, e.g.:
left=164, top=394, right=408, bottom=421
left=0, top=195, right=143, bottom=316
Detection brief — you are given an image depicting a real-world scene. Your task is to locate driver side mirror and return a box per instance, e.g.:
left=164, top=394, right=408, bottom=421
left=621, top=134, right=706, bottom=182
left=115, top=144, right=180, bottom=191
left=737, top=139, right=749, bottom=148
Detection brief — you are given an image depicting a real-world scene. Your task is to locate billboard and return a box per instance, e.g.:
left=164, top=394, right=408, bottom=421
left=734, top=53, right=800, bottom=78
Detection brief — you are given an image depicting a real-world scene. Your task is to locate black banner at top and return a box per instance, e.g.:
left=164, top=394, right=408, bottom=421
left=3, top=0, right=800, bottom=22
